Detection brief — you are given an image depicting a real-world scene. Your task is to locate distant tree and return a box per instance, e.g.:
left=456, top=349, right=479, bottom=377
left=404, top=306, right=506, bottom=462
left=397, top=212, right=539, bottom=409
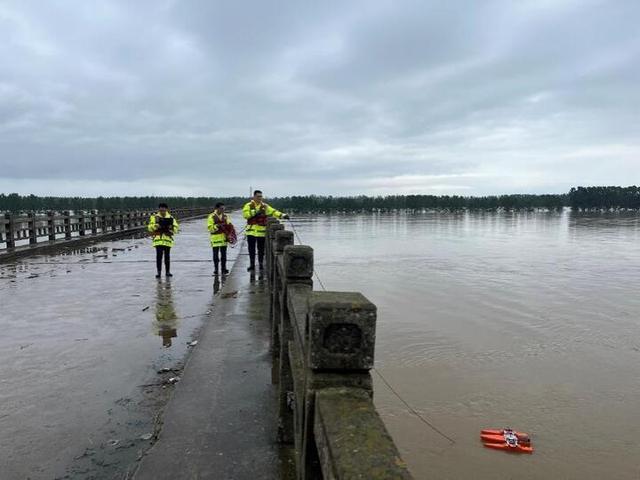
left=568, top=186, right=640, bottom=211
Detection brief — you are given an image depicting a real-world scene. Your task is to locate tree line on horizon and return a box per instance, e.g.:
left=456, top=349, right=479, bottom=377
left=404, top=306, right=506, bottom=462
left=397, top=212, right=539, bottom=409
left=0, top=186, right=639, bottom=213
left=0, top=194, right=245, bottom=213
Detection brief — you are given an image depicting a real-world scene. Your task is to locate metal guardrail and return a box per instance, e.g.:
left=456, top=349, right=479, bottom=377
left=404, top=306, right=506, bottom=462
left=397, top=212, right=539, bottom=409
left=265, top=219, right=413, bottom=479
left=0, top=207, right=212, bottom=251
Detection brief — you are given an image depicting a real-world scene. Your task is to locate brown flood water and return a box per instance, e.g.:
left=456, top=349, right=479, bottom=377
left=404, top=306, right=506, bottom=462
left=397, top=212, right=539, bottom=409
left=289, top=210, right=640, bottom=480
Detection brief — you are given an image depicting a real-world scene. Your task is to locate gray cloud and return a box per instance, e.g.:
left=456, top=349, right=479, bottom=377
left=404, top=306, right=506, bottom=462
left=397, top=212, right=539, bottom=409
left=0, top=0, right=638, bottom=197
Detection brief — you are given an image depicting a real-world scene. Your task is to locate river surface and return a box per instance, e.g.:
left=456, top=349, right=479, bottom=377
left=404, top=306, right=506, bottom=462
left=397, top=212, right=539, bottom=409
left=288, top=210, right=640, bottom=480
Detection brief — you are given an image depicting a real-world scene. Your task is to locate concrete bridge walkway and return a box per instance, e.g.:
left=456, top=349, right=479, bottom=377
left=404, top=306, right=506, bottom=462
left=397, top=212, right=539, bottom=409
left=134, top=248, right=285, bottom=479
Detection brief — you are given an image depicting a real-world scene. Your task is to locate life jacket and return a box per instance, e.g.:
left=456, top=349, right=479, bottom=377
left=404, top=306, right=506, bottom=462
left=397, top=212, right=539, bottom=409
left=212, top=212, right=237, bottom=245
left=213, top=212, right=228, bottom=227
left=247, top=202, right=268, bottom=226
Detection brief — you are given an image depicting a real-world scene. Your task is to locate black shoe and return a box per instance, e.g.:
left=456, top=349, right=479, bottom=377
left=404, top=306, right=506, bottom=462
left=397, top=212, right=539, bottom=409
left=247, top=265, right=255, bottom=271
left=156, top=273, right=161, bottom=279
left=213, top=270, right=219, bottom=276
left=223, top=269, right=230, bottom=275
left=166, top=272, right=173, bottom=277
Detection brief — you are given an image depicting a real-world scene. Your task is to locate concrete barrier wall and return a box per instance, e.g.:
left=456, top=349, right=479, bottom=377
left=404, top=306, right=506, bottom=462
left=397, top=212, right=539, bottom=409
left=266, top=219, right=413, bottom=480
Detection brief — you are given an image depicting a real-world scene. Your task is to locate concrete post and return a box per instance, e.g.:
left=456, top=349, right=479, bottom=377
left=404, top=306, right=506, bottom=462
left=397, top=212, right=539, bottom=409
left=91, top=211, right=98, bottom=235
left=47, top=211, right=56, bottom=242
left=270, top=230, right=294, bottom=379
left=307, top=292, right=376, bottom=371
left=5, top=214, right=15, bottom=249
left=266, top=223, right=281, bottom=345
left=78, top=211, right=86, bottom=237
left=27, top=212, right=38, bottom=245
left=267, top=222, right=285, bottom=354
left=63, top=211, right=72, bottom=240
left=277, top=245, right=313, bottom=447
left=266, top=221, right=283, bottom=279
left=296, top=292, right=377, bottom=479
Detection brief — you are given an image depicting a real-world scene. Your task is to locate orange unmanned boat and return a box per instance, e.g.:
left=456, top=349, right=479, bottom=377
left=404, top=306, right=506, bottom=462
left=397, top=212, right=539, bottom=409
left=480, top=428, right=533, bottom=454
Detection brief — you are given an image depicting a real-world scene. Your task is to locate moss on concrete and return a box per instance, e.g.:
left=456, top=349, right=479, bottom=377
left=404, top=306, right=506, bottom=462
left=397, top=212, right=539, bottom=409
left=314, top=388, right=413, bottom=479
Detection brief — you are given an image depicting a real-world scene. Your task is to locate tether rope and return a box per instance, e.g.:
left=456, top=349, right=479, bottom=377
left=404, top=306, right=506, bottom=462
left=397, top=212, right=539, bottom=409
left=284, top=217, right=455, bottom=445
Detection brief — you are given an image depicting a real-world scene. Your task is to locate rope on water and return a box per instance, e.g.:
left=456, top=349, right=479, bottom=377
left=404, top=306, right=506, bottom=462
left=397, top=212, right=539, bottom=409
left=284, top=217, right=455, bottom=445
left=286, top=218, right=328, bottom=292
left=372, top=367, right=456, bottom=444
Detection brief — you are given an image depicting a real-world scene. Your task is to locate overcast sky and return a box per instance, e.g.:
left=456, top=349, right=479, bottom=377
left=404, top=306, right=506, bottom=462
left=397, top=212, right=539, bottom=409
left=0, top=0, right=638, bottom=197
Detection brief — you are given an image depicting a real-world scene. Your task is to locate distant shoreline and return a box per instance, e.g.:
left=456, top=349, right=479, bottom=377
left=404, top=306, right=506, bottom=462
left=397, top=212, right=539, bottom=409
left=1, top=186, right=639, bottom=213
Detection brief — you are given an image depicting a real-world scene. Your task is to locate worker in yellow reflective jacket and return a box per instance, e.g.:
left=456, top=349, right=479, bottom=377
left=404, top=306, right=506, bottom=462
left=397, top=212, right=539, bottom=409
left=242, top=190, right=288, bottom=271
left=207, top=202, right=234, bottom=276
left=147, top=203, right=179, bottom=278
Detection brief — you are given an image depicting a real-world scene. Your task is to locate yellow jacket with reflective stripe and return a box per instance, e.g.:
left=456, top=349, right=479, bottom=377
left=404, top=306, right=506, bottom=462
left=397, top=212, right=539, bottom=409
left=242, top=201, right=283, bottom=237
left=148, top=213, right=179, bottom=247
left=207, top=211, right=232, bottom=247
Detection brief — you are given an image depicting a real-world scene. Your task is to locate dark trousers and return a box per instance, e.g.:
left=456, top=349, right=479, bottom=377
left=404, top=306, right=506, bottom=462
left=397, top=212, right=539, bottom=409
left=155, top=246, right=171, bottom=273
left=213, top=246, right=227, bottom=272
left=247, top=235, right=265, bottom=267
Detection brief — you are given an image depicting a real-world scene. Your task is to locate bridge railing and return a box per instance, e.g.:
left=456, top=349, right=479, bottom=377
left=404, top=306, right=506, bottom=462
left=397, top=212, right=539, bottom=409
left=0, top=207, right=212, bottom=251
left=266, top=219, right=413, bottom=480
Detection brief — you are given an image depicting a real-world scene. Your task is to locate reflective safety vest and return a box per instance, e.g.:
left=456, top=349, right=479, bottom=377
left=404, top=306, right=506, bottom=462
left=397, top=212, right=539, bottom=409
left=207, top=211, right=233, bottom=247
left=242, top=201, right=283, bottom=237
left=148, top=213, right=179, bottom=247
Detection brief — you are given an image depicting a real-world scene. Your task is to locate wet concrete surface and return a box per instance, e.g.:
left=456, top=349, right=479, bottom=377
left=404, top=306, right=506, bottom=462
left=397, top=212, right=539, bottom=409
left=134, top=246, right=284, bottom=480
left=0, top=215, right=244, bottom=479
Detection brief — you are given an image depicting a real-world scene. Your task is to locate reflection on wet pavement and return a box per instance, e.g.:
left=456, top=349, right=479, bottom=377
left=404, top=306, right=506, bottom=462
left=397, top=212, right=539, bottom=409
left=154, top=281, right=179, bottom=347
